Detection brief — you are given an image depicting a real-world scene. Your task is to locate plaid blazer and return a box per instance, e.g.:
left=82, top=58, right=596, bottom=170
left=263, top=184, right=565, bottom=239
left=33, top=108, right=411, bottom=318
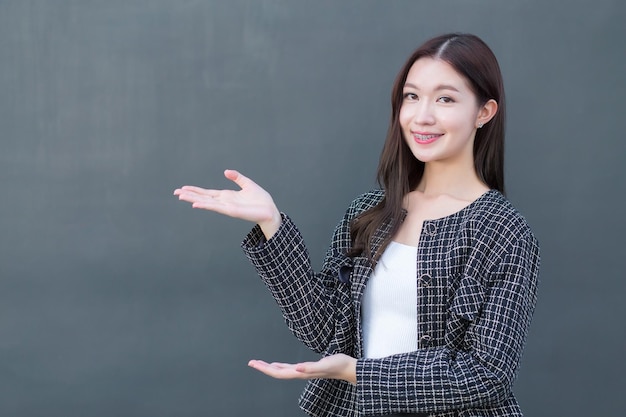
left=242, top=189, right=540, bottom=417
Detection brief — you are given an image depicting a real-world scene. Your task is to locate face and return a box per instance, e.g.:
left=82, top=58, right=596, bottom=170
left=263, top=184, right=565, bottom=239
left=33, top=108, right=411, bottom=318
left=399, top=57, right=493, bottom=166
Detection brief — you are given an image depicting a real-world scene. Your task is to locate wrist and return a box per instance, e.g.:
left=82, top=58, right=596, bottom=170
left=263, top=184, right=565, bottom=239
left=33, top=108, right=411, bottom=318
left=345, top=356, right=357, bottom=385
left=259, top=210, right=282, bottom=240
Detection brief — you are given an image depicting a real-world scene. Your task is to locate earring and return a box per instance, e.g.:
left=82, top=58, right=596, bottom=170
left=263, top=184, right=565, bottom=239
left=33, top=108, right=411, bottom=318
left=477, top=123, right=484, bottom=129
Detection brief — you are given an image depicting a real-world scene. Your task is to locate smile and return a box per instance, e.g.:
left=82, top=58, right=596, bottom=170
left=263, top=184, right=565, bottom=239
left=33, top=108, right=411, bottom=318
left=412, top=132, right=443, bottom=144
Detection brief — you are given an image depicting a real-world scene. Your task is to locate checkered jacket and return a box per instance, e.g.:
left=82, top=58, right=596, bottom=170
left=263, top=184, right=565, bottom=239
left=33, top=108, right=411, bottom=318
left=241, top=189, right=540, bottom=417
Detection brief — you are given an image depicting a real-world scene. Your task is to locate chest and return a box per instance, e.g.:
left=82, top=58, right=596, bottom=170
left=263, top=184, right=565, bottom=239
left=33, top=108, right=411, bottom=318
left=394, top=194, right=476, bottom=247
left=349, top=220, right=487, bottom=355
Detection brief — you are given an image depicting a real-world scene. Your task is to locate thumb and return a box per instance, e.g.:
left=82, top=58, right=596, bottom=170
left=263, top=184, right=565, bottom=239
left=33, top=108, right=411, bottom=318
left=224, top=169, right=253, bottom=190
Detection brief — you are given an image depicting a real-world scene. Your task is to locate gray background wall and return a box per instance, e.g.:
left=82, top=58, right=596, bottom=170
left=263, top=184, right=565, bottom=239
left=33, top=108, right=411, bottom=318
left=1, top=1, right=624, bottom=416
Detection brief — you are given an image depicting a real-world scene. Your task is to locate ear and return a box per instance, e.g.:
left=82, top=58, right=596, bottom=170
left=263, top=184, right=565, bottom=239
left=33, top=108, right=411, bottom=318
left=476, top=99, right=498, bottom=128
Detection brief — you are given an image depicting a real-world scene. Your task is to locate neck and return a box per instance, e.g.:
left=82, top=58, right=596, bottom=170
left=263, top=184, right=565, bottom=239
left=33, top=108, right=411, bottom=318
left=417, top=159, right=489, bottom=200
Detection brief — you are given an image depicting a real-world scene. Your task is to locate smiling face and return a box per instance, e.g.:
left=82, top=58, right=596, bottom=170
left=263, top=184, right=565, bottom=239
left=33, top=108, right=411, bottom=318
left=399, top=57, right=495, bottom=167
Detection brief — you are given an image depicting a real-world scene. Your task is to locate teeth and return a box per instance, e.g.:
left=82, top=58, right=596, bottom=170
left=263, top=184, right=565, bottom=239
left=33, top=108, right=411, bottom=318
left=415, top=134, right=439, bottom=140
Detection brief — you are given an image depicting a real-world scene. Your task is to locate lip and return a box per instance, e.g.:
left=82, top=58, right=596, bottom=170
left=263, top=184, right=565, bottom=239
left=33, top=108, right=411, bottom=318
left=411, top=131, right=443, bottom=144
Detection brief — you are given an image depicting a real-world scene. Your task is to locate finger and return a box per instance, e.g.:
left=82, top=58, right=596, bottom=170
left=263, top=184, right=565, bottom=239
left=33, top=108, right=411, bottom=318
left=248, top=360, right=294, bottom=369
left=269, top=362, right=295, bottom=369
left=177, top=185, right=221, bottom=196
left=248, top=360, right=305, bottom=379
left=224, top=169, right=255, bottom=190
left=294, top=362, right=311, bottom=373
left=176, top=190, right=223, bottom=205
left=294, top=361, right=324, bottom=373
left=258, top=369, right=304, bottom=380
left=189, top=199, right=235, bottom=215
left=176, top=192, right=212, bottom=205
left=173, top=187, right=195, bottom=196
left=248, top=359, right=271, bottom=367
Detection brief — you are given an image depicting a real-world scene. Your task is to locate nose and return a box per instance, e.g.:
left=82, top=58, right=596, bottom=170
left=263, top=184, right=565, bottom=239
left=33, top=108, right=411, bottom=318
left=412, top=100, right=435, bottom=125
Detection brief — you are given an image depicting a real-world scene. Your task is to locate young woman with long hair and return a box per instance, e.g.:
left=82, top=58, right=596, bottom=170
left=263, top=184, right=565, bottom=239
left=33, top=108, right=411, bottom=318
left=174, top=33, right=540, bottom=417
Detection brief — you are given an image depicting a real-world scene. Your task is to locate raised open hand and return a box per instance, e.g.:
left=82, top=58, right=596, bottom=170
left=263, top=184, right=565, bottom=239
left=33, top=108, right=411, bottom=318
left=174, top=169, right=281, bottom=239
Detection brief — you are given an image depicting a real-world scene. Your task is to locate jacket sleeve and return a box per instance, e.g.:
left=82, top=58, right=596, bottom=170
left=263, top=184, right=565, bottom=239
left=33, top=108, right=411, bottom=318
left=240, top=201, right=360, bottom=355
left=355, top=230, right=540, bottom=415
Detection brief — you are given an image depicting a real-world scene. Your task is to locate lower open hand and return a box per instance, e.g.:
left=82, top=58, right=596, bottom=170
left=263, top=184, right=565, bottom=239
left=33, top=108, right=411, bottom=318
left=248, top=353, right=357, bottom=385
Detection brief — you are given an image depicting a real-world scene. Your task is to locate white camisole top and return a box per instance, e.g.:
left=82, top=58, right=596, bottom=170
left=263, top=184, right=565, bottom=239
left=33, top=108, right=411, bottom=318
left=361, top=241, right=418, bottom=359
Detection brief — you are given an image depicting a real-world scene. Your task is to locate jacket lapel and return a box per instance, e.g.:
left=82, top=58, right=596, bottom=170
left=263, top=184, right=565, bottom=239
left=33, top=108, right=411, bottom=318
left=349, top=213, right=402, bottom=357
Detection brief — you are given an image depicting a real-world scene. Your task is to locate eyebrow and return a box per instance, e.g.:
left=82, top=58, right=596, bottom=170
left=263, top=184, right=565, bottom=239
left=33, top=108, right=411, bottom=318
left=404, top=82, right=460, bottom=92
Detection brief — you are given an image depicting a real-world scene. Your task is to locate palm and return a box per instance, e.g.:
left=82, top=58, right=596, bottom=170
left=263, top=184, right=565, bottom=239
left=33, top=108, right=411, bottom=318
left=247, top=354, right=357, bottom=384
left=174, top=170, right=281, bottom=236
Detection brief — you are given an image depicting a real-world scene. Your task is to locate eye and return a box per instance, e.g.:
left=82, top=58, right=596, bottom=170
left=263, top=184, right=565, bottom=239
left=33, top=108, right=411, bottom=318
left=403, top=92, right=418, bottom=101
left=437, top=96, right=454, bottom=103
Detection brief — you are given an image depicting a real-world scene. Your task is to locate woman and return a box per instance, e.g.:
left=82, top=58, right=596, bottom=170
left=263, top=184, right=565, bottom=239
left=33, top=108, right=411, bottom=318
left=174, top=33, right=540, bottom=417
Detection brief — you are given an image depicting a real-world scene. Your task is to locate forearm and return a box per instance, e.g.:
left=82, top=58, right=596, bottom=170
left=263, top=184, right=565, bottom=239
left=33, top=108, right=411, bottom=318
left=241, top=213, right=345, bottom=352
left=356, top=347, right=512, bottom=415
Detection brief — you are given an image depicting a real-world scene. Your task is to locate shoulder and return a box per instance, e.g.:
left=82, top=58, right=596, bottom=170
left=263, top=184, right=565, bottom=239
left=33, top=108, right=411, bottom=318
left=459, top=191, right=540, bottom=280
left=344, top=189, right=385, bottom=219
left=467, top=190, right=538, bottom=247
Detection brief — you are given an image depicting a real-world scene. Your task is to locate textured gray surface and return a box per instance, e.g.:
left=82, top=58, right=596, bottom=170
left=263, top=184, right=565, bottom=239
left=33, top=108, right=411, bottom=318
left=0, top=1, right=624, bottom=416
